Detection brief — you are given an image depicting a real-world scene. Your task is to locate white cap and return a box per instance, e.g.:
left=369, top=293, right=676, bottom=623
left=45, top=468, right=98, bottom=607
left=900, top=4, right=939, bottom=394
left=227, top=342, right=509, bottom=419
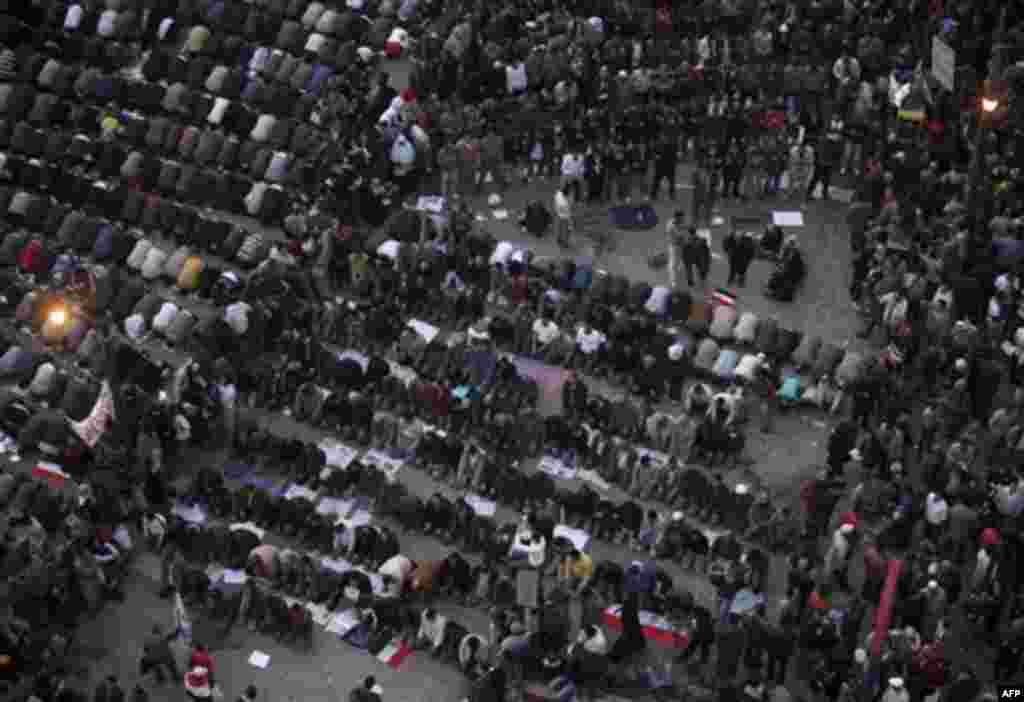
left=672, top=511, right=684, bottom=522
left=370, top=685, right=383, bottom=695
left=889, top=678, right=904, bottom=689
left=668, top=343, right=684, bottom=361
left=928, top=580, right=938, bottom=590
left=840, top=523, right=855, bottom=534
left=955, top=357, right=968, bottom=372
left=996, top=274, right=1011, bottom=291
left=854, top=649, right=867, bottom=664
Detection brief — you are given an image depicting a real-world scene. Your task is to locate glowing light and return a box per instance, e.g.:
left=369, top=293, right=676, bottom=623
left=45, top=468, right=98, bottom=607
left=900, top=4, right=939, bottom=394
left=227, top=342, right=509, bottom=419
left=982, top=97, right=999, bottom=113
left=48, top=307, right=67, bottom=326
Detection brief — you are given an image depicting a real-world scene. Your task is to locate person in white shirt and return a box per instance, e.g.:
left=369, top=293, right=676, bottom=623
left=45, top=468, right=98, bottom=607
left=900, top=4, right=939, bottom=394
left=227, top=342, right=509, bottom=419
left=554, top=186, right=573, bottom=247
left=824, top=523, right=855, bottom=590
left=924, top=491, right=949, bottom=542
left=561, top=151, right=585, bottom=201
left=665, top=210, right=686, bottom=289
left=532, top=314, right=561, bottom=360
left=573, top=322, right=606, bottom=373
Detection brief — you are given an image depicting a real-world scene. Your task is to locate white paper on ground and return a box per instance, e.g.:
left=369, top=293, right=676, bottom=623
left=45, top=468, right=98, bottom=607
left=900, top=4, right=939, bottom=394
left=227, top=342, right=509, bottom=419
left=772, top=211, right=804, bottom=227
left=248, top=651, right=270, bottom=669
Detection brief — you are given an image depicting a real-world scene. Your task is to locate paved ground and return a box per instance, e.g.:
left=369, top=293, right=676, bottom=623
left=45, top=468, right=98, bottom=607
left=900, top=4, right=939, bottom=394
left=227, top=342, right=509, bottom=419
left=55, top=60, right=876, bottom=702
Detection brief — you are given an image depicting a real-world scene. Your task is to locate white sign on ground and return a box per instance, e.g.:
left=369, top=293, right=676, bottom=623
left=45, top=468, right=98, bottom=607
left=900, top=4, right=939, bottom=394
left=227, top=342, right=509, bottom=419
left=772, top=211, right=804, bottom=227
left=248, top=650, right=270, bottom=669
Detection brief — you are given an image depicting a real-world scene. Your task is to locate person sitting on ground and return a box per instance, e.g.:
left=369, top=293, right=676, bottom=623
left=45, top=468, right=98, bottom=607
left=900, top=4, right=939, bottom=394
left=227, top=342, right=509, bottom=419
left=459, top=632, right=489, bottom=680
left=415, top=608, right=448, bottom=657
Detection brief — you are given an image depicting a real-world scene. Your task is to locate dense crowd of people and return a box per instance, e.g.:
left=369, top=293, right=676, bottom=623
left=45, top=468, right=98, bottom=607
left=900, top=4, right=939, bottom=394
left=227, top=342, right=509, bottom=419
left=0, top=0, right=1022, bottom=701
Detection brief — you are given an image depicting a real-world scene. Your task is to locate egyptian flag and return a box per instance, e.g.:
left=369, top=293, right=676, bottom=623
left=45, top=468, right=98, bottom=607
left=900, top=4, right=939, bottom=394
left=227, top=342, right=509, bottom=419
left=32, top=461, right=70, bottom=486
left=375, top=638, right=414, bottom=669
left=655, top=0, right=673, bottom=34
left=709, top=288, right=737, bottom=308
left=70, top=380, right=115, bottom=448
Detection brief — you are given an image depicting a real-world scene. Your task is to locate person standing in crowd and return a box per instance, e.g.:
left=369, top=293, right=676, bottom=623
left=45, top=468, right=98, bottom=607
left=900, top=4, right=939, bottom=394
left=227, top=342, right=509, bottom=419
left=140, top=625, right=180, bottom=685
left=788, top=139, right=814, bottom=200
left=723, top=229, right=756, bottom=287
left=480, top=123, right=505, bottom=195
left=561, top=147, right=585, bottom=202
left=806, top=118, right=844, bottom=202
left=691, top=162, right=711, bottom=225
left=650, top=132, right=678, bottom=202
left=666, top=209, right=687, bottom=290
left=554, top=186, right=574, bottom=248
left=584, top=145, right=606, bottom=204
left=681, top=227, right=711, bottom=287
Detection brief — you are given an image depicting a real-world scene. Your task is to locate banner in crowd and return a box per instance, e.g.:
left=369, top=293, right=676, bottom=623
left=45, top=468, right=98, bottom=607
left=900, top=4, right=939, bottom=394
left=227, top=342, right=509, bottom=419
left=32, top=461, right=70, bottom=486
left=376, top=639, right=414, bottom=669
left=69, top=380, right=115, bottom=447
left=872, top=559, right=904, bottom=658
left=509, top=355, right=569, bottom=417
left=602, top=606, right=690, bottom=649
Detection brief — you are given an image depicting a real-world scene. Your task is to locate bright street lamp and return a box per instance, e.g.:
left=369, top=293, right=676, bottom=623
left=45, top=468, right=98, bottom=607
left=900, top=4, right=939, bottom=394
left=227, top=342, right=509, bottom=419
left=47, top=307, right=66, bottom=326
